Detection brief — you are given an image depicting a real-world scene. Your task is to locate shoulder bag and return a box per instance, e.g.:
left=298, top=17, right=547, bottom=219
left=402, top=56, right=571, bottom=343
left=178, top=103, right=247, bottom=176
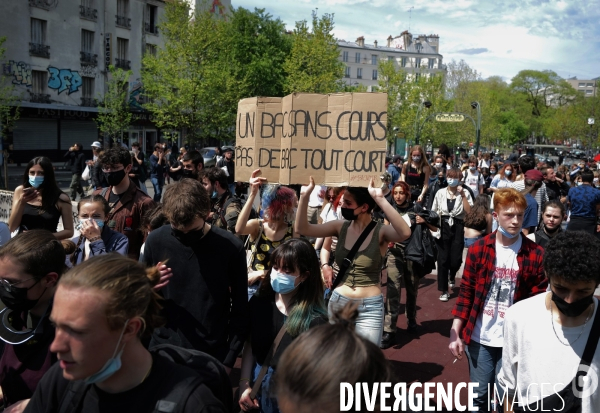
left=324, top=220, right=377, bottom=306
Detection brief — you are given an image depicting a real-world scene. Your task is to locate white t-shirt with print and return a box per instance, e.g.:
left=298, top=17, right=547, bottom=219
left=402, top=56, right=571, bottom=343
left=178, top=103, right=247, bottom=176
left=463, top=169, right=484, bottom=197
left=471, top=236, right=521, bottom=347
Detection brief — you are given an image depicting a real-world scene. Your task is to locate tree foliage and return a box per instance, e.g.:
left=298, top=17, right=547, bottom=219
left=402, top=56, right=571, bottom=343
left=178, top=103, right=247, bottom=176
left=0, top=37, right=21, bottom=141
left=283, top=11, right=344, bottom=94
left=95, top=66, right=132, bottom=140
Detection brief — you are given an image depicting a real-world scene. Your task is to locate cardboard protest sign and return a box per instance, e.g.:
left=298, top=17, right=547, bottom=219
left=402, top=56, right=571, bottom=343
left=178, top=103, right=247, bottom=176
left=235, top=92, right=387, bottom=187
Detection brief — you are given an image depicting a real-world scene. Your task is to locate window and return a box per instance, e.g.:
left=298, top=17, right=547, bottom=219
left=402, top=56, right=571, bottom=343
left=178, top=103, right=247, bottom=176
left=116, top=0, right=131, bottom=28
left=81, top=0, right=93, bottom=7
left=81, top=30, right=94, bottom=53
left=371, top=55, right=377, bottom=65
left=342, top=51, right=348, bottom=62
left=415, top=73, right=421, bottom=82
left=31, top=18, right=46, bottom=45
left=415, top=58, right=421, bottom=67
left=344, top=66, right=350, bottom=78
left=32, top=70, right=47, bottom=94
left=80, top=0, right=97, bottom=20
left=357, top=68, right=362, bottom=79
left=355, top=52, right=361, bottom=63
left=401, top=57, right=406, bottom=67
left=146, top=43, right=157, bottom=56
left=587, top=83, right=594, bottom=87
left=146, top=4, right=158, bottom=34
left=372, top=69, right=378, bottom=80
left=388, top=56, right=393, bottom=62
left=428, top=58, right=434, bottom=69
left=579, top=83, right=585, bottom=87
left=82, top=77, right=94, bottom=98
left=431, top=45, right=437, bottom=53
left=586, top=90, right=593, bottom=94
left=116, top=38, right=130, bottom=69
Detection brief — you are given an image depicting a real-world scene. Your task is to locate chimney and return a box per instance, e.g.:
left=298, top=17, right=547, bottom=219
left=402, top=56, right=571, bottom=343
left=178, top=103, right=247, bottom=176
left=356, top=36, right=365, bottom=47
left=373, top=40, right=378, bottom=48
left=387, top=35, right=393, bottom=47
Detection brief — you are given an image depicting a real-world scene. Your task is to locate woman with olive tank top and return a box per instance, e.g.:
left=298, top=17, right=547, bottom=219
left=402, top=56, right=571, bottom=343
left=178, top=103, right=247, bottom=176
left=296, top=176, right=411, bottom=346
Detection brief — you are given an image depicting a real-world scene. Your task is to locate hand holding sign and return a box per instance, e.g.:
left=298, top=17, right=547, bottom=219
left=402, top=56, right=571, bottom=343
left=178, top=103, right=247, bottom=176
left=249, top=169, right=267, bottom=195
left=368, top=177, right=384, bottom=201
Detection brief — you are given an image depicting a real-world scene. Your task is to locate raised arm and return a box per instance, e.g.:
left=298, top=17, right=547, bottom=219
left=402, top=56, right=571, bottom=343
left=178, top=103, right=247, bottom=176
left=234, top=169, right=265, bottom=238
left=54, top=194, right=74, bottom=240
left=8, top=186, right=36, bottom=232
left=295, top=177, right=342, bottom=239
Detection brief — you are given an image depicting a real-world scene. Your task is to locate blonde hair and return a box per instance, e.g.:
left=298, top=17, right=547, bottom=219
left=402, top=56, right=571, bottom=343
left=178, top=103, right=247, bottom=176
left=59, top=254, right=163, bottom=339
left=408, top=145, right=429, bottom=174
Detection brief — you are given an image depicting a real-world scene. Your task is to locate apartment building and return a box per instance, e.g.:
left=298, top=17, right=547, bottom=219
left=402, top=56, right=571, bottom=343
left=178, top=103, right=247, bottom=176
left=338, top=30, right=446, bottom=91
left=0, top=0, right=166, bottom=163
left=566, top=77, right=598, bottom=98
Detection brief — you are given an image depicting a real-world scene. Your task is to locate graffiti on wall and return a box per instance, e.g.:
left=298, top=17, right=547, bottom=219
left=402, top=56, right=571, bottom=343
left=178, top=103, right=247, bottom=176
left=211, top=0, right=226, bottom=15
left=129, top=80, right=144, bottom=110
left=47, top=67, right=82, bottom=94
left=2, top=60, right=32, bottom=86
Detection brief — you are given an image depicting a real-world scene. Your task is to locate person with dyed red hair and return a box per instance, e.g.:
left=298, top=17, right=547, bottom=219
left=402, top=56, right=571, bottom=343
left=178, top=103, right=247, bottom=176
left=236, top=169, right=300, bottom=300
left=448, top=187, right=547, bottom=413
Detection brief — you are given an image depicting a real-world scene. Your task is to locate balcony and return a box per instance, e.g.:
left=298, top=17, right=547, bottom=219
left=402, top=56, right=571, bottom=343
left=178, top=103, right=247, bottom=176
left=29, top=0, right=57, bottom=10
left=81, top=97, right=97, bottom=107
left=79, top=5, right=98, bottom=21
left=116, top=15, right=131, bottom=29
left=145, top=22, right=159, bottom=35
left=29, top=43, right=50, bottom=58
left=80, top=52, right=98, bottom=66
left=114, top=58, right=131, bottom=70
left=30, top=93, right=51, bottom=104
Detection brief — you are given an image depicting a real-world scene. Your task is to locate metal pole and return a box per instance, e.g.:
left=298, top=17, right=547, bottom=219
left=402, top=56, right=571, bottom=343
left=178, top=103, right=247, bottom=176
left=413, top=102, right=423, bottom=146
left=474, top=102, right=481, bottom=157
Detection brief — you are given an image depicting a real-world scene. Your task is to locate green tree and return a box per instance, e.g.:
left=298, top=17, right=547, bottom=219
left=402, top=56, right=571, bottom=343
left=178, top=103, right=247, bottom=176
left=142, top=0, right=228, bottom=144
left=283, top=11, right=344, bottom=93
left=95, top=66, right=132, bottom=141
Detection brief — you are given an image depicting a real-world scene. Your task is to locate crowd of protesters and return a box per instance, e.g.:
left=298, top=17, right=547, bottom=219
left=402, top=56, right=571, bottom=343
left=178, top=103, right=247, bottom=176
left=0, top=142, right=598, bottom=413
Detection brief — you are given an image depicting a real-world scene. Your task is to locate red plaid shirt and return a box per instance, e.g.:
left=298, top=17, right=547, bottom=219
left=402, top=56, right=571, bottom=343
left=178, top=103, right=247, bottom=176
left=451, top=231, right=547, bottom=345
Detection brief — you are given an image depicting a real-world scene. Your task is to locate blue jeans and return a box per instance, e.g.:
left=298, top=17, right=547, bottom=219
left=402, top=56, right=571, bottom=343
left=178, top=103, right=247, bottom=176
left=252, top=363, right=279, bottom=413
left=327, top=290, right=384, bottom=346
left=150, top=176, right=163, bottom=202
left=465, top=340, right=504, bottom=413
left=229, top=183, right=236, bottom=195
left=464, top=236, right=482, bottom=248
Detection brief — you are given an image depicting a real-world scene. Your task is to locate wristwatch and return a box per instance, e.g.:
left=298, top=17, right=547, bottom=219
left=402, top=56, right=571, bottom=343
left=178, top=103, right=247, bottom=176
left=321, top=263, right=330, bottom=268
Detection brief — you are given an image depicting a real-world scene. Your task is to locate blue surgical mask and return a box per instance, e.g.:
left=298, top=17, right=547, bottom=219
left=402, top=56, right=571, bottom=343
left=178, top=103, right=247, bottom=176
left=94, top=219, right=105, bottom=228
left=412, top=156, right=421, bottom=162
left=84, top=320, right=128, bottom=385
left=447, top=178, right=459, bottom=187
left=576, top=181, right=583, bottom=186
left=270, top=269, right=300, bottom=295
left=498, top=224, right=519, bottom=239
left=28, top=176, right=44, bottom=188
left=505, top=170, right=512, bottom=177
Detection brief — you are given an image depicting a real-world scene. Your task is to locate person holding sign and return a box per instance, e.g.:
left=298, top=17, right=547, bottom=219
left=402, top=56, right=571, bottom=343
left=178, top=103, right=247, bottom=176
left=400, top=145, right=431, bottom=203
left=295, top=177, right=411, bottom=346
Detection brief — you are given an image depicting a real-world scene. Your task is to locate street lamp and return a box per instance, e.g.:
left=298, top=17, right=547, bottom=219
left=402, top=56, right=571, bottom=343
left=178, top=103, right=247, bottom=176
left=414, top=100, right=432, bottom=145
left=471, top=101, right=481, bottom=157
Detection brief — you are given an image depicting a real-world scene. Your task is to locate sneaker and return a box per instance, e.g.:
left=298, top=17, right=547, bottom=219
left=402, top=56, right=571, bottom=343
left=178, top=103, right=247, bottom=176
left=439, top=292, right=450, bottom=302
left=380, top=332, right=395, bottom=349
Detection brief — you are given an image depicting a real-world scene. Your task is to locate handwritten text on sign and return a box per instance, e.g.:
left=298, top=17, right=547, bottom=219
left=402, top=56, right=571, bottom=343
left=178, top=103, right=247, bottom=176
left=234, top=93, right=388, bottom=187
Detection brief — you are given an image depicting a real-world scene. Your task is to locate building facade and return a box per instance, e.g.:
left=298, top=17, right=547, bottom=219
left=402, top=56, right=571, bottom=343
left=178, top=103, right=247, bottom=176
left=0, top=0, right=166, bottom=163
left=338, top=31, right=445, bottom=91
left=565, top=77, right=598, bottom=98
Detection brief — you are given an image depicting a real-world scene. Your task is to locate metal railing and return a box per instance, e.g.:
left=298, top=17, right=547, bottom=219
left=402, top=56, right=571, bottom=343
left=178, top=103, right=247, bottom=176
left=29, top=0, right=57, bottom=10
left=115, top=58, right=131, bottom=70
left=79, top=5, right=98, bottom=21
left=29, top=43, right=50, bottom=58
left=80, top=51, right=98, bottom=66
left=144, top=22, right=159, bottom=35
left=116, top=15, right=131, bottom=28
left=30, top=93, right=51, bottom=103
left=80, top=97, right=97, bottom=107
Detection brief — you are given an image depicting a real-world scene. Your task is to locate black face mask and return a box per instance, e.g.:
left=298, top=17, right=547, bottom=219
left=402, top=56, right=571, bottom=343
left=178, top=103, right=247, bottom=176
left=182, top=169, right=198, bottom=180
left=341, top=206, right=361, bottom=221
left=104, top=169, right=126, bottom=187
left=551, top=290, right=594, bottom=317
left=438, top=177, right=447, bottom=186
left=171, top=222, right=205, bottom=246
left=0, top=279, right=45, bottom=312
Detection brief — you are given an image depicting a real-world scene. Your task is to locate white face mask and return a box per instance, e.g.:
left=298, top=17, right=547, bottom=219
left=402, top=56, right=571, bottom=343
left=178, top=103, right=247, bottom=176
left=435, top=163, right=442, bottom=168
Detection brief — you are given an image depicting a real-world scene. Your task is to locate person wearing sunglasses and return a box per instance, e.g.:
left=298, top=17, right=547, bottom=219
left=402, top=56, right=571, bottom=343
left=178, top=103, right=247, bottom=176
left=0, top=230, right=71, bottom=413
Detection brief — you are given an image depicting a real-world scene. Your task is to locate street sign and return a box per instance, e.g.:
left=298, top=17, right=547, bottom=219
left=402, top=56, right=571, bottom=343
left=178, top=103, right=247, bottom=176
left=588, top=118, right=595, bottom=125
left=435, top=113, right=465, bottom=122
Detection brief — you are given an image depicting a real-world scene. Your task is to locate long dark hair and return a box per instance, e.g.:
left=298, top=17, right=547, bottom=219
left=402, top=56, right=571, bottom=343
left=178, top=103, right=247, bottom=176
left=464, top=194, right=490, bottom=229
left=257, top=238, right=327, bottom=337
left=23, top=157, right=66, bottom=212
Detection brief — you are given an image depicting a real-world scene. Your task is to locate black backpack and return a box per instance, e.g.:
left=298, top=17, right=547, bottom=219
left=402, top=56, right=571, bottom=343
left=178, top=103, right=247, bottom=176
left=57, top=344, right=233, bottom=413
left=220, top=195, right=258, bottom=231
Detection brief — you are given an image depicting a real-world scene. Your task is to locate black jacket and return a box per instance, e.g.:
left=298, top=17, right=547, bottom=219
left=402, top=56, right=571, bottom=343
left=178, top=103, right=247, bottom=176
left=63, top=150, right=86, bottom=174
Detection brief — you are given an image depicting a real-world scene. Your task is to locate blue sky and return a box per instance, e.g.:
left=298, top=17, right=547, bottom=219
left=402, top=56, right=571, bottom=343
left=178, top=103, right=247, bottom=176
left=232, top=0, right=600, bottom=82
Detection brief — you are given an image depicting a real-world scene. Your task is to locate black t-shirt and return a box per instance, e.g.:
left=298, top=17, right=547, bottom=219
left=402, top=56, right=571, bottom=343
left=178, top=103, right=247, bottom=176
left=24, top=355, right=226, bottom=413
left=248, top=294, right=327, bottom=367
left=108, top=191, right=121, bottom=209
